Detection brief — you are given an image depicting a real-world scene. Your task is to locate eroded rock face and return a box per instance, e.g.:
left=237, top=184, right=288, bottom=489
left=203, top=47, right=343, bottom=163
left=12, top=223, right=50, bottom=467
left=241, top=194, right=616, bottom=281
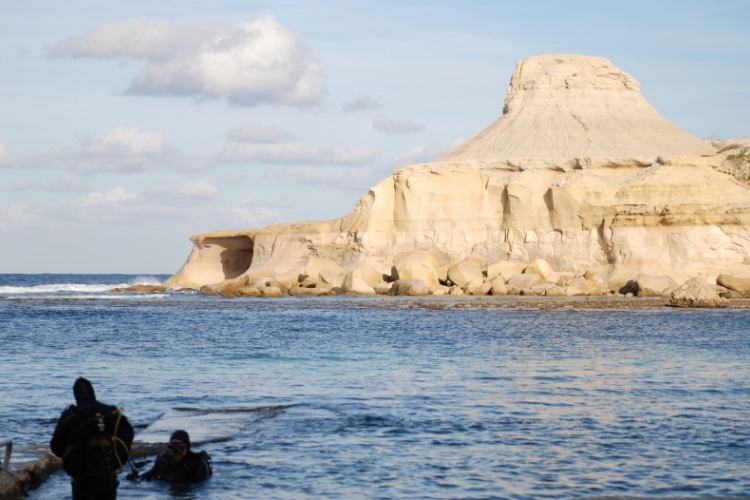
left=165, top=55, right=750, bottom=289
left=670, top=282, right=729, bottom=308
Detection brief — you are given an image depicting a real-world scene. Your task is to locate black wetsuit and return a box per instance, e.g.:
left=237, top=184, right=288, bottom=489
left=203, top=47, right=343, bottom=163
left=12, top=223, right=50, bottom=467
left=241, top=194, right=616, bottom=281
left=50, top=401, right=134, bottom=500
left=142, top=450, right=211, bottom=484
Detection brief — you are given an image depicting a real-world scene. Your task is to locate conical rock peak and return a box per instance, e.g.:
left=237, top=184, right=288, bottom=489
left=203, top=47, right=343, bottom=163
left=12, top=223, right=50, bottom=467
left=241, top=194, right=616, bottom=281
left=441, top=54, right=715, bottom=161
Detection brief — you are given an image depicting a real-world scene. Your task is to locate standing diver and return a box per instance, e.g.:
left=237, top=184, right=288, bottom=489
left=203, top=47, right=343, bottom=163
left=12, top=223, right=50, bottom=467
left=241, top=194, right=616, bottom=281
left=50, top=377, right=134, bottom=500
left=127, top=430, right=212, bottom=484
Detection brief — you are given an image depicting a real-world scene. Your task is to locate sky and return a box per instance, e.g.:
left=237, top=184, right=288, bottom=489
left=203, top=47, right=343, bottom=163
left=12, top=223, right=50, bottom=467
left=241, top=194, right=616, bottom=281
left=1, top=0, right=749, bottom=274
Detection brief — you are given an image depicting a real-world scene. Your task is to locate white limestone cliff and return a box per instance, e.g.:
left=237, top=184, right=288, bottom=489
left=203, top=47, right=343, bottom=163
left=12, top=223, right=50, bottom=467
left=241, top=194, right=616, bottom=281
left=165, top=54, right=750, bottom=288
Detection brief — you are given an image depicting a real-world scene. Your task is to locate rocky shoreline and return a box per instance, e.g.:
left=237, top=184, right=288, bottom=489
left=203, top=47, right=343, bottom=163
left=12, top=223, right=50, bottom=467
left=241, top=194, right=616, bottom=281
left=123, top=254, right=750, bottom=309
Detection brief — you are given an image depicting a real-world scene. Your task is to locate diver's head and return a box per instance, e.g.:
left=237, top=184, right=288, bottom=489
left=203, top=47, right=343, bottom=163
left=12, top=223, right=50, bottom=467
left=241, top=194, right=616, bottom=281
left=73, top=377, right=96, bottom=405
left=168, top=430, right=190, bottom=460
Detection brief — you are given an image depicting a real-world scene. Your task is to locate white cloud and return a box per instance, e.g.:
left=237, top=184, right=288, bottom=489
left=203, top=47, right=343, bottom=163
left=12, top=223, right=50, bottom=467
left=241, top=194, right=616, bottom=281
left=73, top=186, right=140, bottom=208
left=372, top=114, right=425, bottom=134
left=48, top=15, right=327, bottom=107
left=219, top=143, right=380, bottom=166
left=221, top=198, right=283, bottom=226
left=341, top=95, right=383, bottom=112
left=75, top=126, right=177, bottom=174
left=46, top=17, right=208, bottom=60
left=0, top=127, right=207, bottom=174
left=13, top=176, right=91, bottom=192
left=144, top=180, right=220, bottom=199
left=82, top=126, right=173, bottom=157
left=227, top=124, right=299, bottom=143
left=0, top=203, right=36, bottom=230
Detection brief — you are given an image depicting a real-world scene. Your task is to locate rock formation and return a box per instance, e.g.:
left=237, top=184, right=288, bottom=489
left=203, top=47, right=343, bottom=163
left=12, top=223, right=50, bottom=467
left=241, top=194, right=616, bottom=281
left=670, top=282, right=729, bottom=308
left=165, top=54, right=750, bottom=290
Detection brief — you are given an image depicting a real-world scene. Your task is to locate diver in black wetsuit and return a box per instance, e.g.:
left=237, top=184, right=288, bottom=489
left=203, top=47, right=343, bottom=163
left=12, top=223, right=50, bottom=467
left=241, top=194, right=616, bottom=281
left=130, top=430, right=211, bottom=484
left=50, top=377, right=134, bottom=500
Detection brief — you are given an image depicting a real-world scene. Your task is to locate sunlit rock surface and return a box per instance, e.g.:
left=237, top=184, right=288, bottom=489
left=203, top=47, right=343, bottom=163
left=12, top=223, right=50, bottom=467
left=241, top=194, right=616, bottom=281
left=165, top=54, right=750, bottom=288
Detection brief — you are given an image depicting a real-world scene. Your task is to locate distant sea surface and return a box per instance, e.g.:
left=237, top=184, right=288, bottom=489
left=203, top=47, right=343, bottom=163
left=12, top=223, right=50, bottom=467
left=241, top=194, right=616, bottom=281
left=1, top=274, right=749, bottom=499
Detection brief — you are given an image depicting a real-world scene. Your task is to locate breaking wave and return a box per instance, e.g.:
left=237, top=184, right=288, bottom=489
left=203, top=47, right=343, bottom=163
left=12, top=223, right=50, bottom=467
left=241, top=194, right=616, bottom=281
left=0, top=283, right=126, bottom=294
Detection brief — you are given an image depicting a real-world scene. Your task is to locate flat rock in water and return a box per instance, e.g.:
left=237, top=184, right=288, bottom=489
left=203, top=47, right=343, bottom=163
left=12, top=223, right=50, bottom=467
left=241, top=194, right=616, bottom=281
left=289, top=287, right=328, bottom=297
left=199, top=285, right=220, bottom=296
left=259, top=286, right=283, bottom=298
left=389, top=278, right=429, bottom=296
left=670, top=282, right=729, bottom=308
left=221, top=286, right=261, bottom=298
left=111, top=285, right=166, bottom=293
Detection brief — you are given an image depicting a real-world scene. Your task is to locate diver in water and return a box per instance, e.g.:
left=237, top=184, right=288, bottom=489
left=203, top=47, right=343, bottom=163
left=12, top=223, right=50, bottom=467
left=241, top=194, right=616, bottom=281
left=50, top=377, right=134, bottom=500
left=128, top=430, right=212, bottom=484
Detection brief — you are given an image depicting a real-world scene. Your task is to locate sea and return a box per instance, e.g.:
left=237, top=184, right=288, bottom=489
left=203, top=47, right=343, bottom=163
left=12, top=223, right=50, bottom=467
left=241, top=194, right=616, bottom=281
left=0, top=274, right=749, bottom=500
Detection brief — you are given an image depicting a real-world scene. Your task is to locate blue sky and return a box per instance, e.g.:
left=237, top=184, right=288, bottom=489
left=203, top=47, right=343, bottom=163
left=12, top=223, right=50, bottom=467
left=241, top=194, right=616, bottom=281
left=1, top=1, right=748, bottom=273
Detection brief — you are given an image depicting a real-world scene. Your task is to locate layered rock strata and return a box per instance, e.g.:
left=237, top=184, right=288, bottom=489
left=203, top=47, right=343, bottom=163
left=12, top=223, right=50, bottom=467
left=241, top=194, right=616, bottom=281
left=165, top=54, right=750, bottom=289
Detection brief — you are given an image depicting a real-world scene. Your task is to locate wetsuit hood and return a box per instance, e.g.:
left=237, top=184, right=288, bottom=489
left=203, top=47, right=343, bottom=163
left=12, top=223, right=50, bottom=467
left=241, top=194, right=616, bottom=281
left=170, top=430, right=191, bottom=451
left=73, top=377, right=96, bottom=405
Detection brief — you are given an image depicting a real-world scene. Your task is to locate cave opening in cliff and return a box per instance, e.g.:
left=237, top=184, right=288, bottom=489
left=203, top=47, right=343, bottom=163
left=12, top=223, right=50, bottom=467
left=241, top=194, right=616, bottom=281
left=204, top=235, right=255, bottom=280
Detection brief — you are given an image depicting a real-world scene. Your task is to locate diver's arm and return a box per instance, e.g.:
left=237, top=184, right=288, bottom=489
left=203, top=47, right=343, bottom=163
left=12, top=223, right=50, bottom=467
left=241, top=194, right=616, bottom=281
left=141, top=454, right=166, bottom=481
left=119, top=415, right=135, bottom=449
left=49, top=410, right=70, bottom=458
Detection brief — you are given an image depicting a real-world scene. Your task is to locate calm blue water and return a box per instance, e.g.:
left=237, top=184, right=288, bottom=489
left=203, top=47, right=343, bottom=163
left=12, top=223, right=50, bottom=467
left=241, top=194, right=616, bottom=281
left=1, top=274, right=749, bottom=499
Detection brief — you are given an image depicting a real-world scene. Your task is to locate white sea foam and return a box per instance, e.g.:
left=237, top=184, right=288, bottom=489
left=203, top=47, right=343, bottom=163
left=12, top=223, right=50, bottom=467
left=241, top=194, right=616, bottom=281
left=129, top=275, right=165, bottom=286
left=0, top=283, right=128, bottom=294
